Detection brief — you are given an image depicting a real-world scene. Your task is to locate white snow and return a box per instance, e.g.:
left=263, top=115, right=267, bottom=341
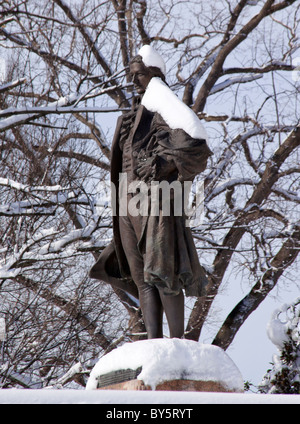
left=0, top=177, right=69, bottom=193
left=266, top=304, right=291, bottom=350
left=0, top=389, right=299, bottom=404
left=266, top=299, right=300, bottom=351
left=210, top=74, right=263, bottom=95
left=141, top=77, right=208, bottom=140
left=138, top=45, right=166, bottom=75
left=0, top=78, right=27, bottom=94
left=86, top=338, right=244, bottom=392
left=0, top=266, right=21, bottom=280
left=0, top=336, right=299, bottom=405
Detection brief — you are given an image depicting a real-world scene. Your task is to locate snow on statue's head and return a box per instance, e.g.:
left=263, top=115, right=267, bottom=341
left=138, top=45, right=166, bottom=76
left=130, top=45, right=167, bottom=83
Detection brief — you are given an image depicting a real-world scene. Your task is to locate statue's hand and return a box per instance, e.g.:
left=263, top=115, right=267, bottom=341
left=136, top=153, right=157, bottom=181
left=135, top=149, right=177, bottom=181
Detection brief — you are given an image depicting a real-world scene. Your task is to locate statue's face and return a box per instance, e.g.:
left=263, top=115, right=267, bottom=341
left=129, top=62, right=152, bottom=94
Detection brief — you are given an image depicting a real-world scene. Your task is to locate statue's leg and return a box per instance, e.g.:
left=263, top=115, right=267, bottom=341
left=119, top=214, right=164, bottom=338
left=159, top=289, right=184, bottom=339
left=138, top=283, right=164, bottom=339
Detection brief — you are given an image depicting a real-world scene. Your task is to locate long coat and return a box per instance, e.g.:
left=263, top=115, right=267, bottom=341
left=90, top=104, right=212, bottom=299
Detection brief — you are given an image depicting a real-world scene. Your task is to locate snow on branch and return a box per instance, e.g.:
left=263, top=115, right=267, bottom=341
left=0, top=177, right=71, bottom=193
left=50, top=362, right=88, bottom=388
left=0, top=178, right=96, bottom=217
left=0, top=83, right=130, bottom=132
left=0, top=105, right=127, bottom=119
left=37, top=223, right=99, bottom=256
left=0, top=218, right=109, bottom=280
left=272, top=186, right=300, bottom=204
left=205, top=124, right=296, bottom=193
left=0, top=200, right=55, bottom=217
left=206, top=177, right=259, bottom=202
left=189, top=47, right=222, bottom=89
left=0, top=194, right=92, bottom=217
left=0, top=78, right=27, bottom=94
left=205, top=177, right=300, bottom=205
left=210, top=74, right=263, bottom=95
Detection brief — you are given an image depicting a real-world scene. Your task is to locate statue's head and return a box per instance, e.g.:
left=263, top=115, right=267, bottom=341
left=129, top=45, right=166, bottom=94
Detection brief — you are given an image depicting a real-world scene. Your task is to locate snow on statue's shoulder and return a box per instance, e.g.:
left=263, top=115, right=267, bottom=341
left=141, top=77, right=208, bottom=141
left=86, top=338, right=244, bottom=392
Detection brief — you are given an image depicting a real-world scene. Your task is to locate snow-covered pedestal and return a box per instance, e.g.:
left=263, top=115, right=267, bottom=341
left=86, top=339, right=244, bottom=393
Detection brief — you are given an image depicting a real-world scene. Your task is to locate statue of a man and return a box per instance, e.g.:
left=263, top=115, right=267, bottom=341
left=90, top=45, right=212, bottom=339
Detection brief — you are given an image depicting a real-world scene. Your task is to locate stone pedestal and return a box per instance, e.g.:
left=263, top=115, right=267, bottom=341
left=86, top=339, right=244, bottom=393
left=98, top=378, right=236, bottom=393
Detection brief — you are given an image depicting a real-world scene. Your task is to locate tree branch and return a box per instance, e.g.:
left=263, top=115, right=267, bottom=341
left=192, top=0, right=297, bottom=112
left=15, top=275, right=112, bottom=350
left=134, top=0, right=151, bottom=45
left=52, top=0, right=129, bottom=107
left=222, top=62, right=296, bottom=75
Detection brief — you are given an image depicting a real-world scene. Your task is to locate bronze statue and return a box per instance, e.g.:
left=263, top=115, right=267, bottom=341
left=90, top=45, right=212, bottom=339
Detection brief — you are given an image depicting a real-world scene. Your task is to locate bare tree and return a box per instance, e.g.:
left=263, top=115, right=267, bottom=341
left=0, top=0, right=299, bottom=387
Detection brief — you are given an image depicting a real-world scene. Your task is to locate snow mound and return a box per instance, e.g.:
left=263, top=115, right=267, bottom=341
left=86, top=339, right=244, bottom=392
left=141, top=77, right=208, bottom=140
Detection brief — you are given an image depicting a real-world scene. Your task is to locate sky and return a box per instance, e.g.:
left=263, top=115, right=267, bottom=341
left=1, top=1, right=299, bottom=393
